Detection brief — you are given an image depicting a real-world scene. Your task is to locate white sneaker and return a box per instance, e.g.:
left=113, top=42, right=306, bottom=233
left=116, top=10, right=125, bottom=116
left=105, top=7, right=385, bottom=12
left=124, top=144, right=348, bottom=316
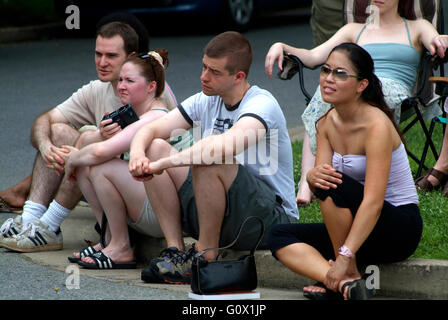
left=0, top=216, right=22, bottom=245
left=1, top=219, right=62, bottom=253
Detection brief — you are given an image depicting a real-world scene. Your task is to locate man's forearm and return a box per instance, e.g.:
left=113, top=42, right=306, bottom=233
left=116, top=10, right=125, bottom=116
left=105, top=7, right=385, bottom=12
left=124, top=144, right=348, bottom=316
left=159, top=134, right=238, bottom=170
left=31, top=113, right=52, bottom=152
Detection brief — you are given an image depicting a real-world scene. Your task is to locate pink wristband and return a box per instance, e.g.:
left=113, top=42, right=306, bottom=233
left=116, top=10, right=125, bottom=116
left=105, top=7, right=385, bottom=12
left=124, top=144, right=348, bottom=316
left=338, top=245, right=354, bottom=258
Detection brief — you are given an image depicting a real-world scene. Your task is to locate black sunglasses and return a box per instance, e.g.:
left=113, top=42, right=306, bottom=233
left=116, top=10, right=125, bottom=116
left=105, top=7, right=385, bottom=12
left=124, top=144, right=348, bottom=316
left=320, top=65, right=362, bottom=81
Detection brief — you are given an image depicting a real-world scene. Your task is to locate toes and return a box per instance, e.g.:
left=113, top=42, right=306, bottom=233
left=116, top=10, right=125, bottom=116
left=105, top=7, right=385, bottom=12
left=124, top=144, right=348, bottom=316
left=303, top=285, right=326, bottom=293
left=81, top=256, right=94, bottom=264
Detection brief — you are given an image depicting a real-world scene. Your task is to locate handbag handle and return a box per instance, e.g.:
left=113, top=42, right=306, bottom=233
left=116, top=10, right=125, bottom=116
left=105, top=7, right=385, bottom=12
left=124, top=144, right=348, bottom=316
left=195, top=216, right=265, bottom=259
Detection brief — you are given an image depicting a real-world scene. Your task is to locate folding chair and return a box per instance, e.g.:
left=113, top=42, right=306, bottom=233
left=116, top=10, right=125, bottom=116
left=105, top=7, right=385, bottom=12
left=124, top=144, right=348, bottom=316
left=279, top=0, right=447, bottom=178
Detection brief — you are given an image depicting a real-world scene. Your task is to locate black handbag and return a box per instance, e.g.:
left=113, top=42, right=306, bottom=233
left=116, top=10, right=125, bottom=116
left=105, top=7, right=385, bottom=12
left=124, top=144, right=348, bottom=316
left=190, top=216, right=265, bottom=294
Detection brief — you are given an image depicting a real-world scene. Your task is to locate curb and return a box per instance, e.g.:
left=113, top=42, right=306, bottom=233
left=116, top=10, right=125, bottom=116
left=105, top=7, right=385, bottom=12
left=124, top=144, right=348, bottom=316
left=136, top=235, right=448, bottom=300
left=4, top=190, right=447, bottom=300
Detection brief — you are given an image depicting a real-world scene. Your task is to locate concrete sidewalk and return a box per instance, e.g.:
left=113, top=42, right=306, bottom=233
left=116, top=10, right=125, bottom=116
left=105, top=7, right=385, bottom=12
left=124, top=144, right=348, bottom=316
left=18, top=204, right=448, bottom=300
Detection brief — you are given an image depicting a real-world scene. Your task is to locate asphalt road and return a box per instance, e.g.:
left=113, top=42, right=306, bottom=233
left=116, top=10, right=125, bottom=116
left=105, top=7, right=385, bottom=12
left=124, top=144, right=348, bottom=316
left=0, top=237, right=187, bottom=301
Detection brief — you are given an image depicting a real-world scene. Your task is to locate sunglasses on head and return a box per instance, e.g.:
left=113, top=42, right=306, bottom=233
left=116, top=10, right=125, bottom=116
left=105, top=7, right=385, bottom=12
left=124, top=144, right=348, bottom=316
left=320, top=65, right=362, bottom=81
left=138, top=53, right=150, bottom=59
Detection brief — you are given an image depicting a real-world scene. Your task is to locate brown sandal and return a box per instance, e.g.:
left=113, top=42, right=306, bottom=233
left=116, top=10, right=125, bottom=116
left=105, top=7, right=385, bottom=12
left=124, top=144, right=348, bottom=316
left=415, top=168, right=448, bottom=192
left=0, top=197, right=23, bottom=214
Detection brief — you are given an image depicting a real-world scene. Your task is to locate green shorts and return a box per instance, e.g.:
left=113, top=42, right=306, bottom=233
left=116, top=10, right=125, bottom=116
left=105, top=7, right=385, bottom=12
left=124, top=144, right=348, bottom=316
left=178, top=164, right=296, bottom=250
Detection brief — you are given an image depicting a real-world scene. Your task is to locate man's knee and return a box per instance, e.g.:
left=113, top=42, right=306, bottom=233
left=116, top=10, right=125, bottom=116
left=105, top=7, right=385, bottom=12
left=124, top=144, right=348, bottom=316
left=192, top=164, right=238, bottom=189
left=191, top=164, right=238, bottom=177
left=50, top=123, right=79, bottom=147
left=192, top=163, right=238, bottom=174
left=75, top=130, right=96, bottom=149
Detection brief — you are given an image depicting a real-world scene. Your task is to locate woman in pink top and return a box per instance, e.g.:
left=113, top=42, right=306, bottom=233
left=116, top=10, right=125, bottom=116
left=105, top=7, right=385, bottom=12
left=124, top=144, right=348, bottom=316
left=63, top=51, right=174, bottom=269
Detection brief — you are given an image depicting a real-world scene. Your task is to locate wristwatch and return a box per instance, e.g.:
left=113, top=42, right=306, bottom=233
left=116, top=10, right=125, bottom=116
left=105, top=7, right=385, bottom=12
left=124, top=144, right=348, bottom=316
left=338, top=245, right=354, bottom=258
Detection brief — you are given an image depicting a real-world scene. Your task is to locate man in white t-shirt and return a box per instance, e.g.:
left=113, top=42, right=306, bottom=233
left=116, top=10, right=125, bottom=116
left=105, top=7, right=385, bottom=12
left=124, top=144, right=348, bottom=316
left=0, top=21, right=177, bottom=252
left=129, top=31, right=298, bottom=285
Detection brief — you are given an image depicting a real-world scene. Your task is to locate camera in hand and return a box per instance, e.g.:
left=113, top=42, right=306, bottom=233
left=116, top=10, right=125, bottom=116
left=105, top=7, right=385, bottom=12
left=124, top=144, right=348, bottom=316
left=102, top=104, right=139, bottom=129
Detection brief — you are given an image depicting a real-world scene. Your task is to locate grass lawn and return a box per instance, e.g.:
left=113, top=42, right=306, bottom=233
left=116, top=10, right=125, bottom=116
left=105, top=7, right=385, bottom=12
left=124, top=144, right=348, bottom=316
left=291, top=117, right=448, bottom=260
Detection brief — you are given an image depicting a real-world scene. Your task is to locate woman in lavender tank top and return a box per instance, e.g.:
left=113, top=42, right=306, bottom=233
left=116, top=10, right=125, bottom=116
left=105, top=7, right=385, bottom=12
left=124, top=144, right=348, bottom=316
left=267, top=43, right=422, bottom=300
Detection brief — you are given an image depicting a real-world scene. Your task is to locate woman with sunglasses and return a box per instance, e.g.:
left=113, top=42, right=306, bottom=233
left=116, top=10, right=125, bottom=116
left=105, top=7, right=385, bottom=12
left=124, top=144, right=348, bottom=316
left=61, top=51, right=191, bottom=269
left=267, top=42, right=422, bottom=300
left=265, top=0, right=448, bottom=207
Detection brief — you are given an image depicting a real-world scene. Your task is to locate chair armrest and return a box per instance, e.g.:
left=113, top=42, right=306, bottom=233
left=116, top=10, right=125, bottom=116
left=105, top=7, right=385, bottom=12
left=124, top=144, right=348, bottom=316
left=429, top=77, right=448, bottom=83
left=277, top=53, right=318, bottom=105
left=429, top=77, right=448, bottom=97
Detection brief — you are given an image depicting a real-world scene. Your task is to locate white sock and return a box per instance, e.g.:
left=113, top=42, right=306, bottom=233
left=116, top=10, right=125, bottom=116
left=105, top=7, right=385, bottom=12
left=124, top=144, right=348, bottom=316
left=40, top=200, right=71, bottom=232
left=22, top=200, right=47, bottom=227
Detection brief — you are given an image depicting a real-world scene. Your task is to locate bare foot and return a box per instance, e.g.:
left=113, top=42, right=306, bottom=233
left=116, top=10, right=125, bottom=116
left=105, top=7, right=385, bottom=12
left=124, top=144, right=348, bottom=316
left=303, top=284, right=327, bottom=294
left=0, top=176, right=31, bottom=208
left=302, top=282, right=343, bottom=300
left=0, top=191, right=27, bottom=209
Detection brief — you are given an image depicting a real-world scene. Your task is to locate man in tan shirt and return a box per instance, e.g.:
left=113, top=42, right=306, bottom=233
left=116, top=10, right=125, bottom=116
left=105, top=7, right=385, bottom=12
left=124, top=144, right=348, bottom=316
left=0, top=21, right=176, bottom=252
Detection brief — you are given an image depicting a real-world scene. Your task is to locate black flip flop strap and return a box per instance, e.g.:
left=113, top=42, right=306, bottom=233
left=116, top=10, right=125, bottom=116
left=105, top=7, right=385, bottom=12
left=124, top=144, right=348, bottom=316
left=80, top=246, right=97, bottom=258
left=340, top=281, right=354, bottom=297
left=91, top=251, right=114, bottom=269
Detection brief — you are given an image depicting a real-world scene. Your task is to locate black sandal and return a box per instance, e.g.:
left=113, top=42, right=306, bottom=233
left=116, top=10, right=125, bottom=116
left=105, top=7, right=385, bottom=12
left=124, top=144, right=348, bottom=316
left=0, top=197, right=23, bottom=214
left=67, top=244, right=100, bottom=263
left=77, top=250, right=137, bottom=270
left=303, top=282, right=343, bottom=300
left=340, top=278, right=375, bottom=300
